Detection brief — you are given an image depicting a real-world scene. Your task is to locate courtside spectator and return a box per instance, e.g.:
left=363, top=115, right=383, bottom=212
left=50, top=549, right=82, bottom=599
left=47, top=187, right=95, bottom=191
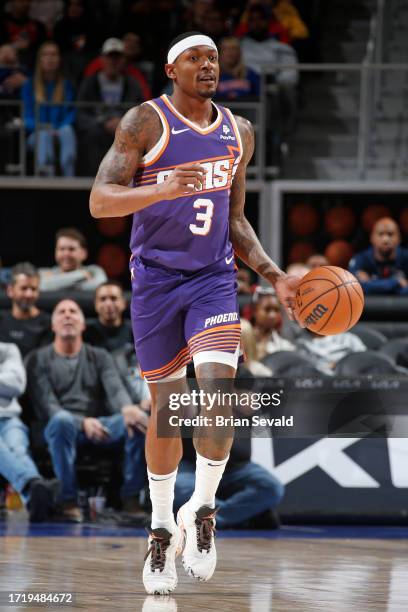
left=0, top=263, right=50, bottom=357
left=0, top=341, right=58, bottom=521
left=240, top=5, right=298, bottom=87
left=237, top=266, right=254, bottom=296
left=84, top=281, right=150, bottom=406
left=39, top=227, right=107, bottom=292
left=252, top=287, right=295, bottom=360
left=286, top=262, right=309, bottom=277
left=174, top=435, right=284, bottom=529
left=297, top=330, right=367, bottom=376
left=0, top=0, right=47, bottom=69
left=200, top=7, right=228, bottom=44
left=349, top=217, right=408, bottom=295
left=240, top=318, right=272, bottom=376
left=216, top=37, right=259, bottom=101
left=21, top=41, right=77, bottom=176
left=27, top=299, right=148, bottom=522
left=235, top=0, right=290, bottom=43
left=0, top=43, right=28, bottom=172
left=53, top=0, right=101, bottom=86
left=28, top=0, right=64, bottom=33
left=76, top=37, right=144, bottom=176
left=85, top=281, right=133, bottom=351
left=84, top=33, right=152, bottom=100
left=306, top=254, right=329, bottom=269
left=0, top=43, right=28, bottom=100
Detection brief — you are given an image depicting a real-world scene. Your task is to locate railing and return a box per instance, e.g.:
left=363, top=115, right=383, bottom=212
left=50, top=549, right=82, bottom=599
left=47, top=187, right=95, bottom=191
left=1, top=66, right=407, bottom=181
left=0, top=100, right=25, bottom=176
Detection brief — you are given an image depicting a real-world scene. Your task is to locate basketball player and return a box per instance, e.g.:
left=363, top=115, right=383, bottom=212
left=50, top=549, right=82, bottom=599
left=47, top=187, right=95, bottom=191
left=90, top=32, right=299, bottom=594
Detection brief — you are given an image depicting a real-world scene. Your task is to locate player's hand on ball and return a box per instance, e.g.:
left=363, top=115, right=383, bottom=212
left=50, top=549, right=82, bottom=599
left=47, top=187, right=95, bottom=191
left=159, top=163, right=207, bottom=199
left=274, top=274, right=305, bottom=325
left=122, top=405, right=149, bottom=436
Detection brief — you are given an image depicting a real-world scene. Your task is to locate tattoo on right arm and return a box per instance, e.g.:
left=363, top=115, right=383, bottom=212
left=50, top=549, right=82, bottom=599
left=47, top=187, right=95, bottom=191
left=93, top=103, right=162, bottom=187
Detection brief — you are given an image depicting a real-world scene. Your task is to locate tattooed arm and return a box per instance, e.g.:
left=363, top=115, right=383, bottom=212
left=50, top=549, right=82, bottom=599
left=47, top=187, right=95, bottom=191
left=90, top=103, right=207, bottom=218
left=229, top=116, right=300, bottom=320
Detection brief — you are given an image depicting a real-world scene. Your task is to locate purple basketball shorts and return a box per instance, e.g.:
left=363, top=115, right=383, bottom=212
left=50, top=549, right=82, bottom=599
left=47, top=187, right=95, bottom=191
left=130, top=256, right=241, bottom=382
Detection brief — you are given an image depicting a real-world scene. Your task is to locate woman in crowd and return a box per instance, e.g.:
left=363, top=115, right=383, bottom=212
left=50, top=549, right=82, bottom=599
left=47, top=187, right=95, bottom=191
left=216, top=36, right=260, bottom=101
left=21, top=41, right=76, bottom=176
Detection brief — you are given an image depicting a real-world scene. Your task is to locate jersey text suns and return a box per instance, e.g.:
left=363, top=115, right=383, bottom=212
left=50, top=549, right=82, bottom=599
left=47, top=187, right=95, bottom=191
left=157, top=158, right=237, bottom=191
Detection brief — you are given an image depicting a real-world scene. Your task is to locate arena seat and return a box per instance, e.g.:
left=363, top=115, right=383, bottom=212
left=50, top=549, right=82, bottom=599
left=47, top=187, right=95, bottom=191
left=352, top=325, right=387, bottom=350
left=378, top=338, right=408, bottom=364
left=334, top=351, right=407, bottom=376
left=261, top=351, right=322, bottom=376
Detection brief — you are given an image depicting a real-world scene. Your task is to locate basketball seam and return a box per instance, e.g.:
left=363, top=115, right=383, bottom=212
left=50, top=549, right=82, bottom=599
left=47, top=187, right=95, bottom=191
left=348, top=281, right=364, bottom=307
left=315, top=286, right=340, bottom=334
left=343, top=284, right=353, bottom=330
left=298, top=280, right=357, bottom=317
left=298, top=281, right=337, bottom=315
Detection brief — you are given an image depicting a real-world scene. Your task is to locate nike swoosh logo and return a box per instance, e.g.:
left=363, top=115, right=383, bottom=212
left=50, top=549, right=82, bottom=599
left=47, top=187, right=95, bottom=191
left=171, top=126, right=190, bottom=135
left=150, top=476, right=173, bottom=481
left=225, top=255, right=234, bottom=264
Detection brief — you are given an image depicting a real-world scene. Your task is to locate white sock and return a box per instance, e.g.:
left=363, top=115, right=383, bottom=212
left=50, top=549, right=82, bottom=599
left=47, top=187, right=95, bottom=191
left=189, top=451, right=229, bottom=511
left=148, top=468, right=178, bottom=531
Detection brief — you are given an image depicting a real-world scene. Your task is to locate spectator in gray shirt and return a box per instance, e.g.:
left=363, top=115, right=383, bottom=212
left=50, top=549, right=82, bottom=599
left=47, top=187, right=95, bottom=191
left=39, top=227, right=107, bottom=292
left=26, top=299, right=148, bottom=522
left=240, top=5, right=298, bottom=87
left=241, top=5, right=298, bottom=142
left=0, top=341, right=58, bottom=521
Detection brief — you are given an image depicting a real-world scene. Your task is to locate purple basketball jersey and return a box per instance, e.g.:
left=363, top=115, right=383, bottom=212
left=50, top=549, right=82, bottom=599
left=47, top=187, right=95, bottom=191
left=130, top=94, right=243, bottom=271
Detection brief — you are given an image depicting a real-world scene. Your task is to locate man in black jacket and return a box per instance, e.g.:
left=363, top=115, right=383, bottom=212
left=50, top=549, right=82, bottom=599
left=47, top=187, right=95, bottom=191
left=76, top=37, right=144, bottom=176
left=27, top=299, right=148, bottom=522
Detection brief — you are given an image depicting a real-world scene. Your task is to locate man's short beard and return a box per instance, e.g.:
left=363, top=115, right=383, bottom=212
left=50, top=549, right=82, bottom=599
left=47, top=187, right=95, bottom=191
left=16, top=300, right=31, bottom=312
left=197, top=88, right=215, bottom=99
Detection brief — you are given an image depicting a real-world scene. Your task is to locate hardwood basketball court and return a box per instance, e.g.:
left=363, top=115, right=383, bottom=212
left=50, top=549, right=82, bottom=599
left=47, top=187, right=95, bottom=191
left=1, top=521, right=407, bottom=611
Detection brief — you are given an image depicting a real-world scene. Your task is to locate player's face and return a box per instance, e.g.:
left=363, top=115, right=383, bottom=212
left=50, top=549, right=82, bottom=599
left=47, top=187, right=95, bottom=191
left=55, top=237, right=86, bottom=271
left=8, top=274, right=39, bottom=311
left=169, top=46, right=219, bottom=99
left=254, top=296, right=282, bottom=331
left=52, top=299, right=85, bottom=339
left=371, top=221, right=400, bottom=258
left=95, top=285, right=126, bottom=324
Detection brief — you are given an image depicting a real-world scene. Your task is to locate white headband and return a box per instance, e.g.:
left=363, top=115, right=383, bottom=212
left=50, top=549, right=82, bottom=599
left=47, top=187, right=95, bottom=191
left=167, top=34, right=217, bottom=64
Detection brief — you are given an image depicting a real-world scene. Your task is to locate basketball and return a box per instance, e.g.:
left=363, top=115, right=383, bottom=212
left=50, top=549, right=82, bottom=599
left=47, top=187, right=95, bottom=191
left=324, top=239, right=354, bottom=267
left=325, top=205, right=356, bottom=238
left=295, top=265, right=364, bottom=335
left=289, top=202, right=319, bottom=236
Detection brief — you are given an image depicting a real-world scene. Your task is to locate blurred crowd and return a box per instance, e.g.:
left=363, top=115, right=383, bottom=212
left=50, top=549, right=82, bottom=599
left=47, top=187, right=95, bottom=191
left=0, top=0, right=320, bottom=175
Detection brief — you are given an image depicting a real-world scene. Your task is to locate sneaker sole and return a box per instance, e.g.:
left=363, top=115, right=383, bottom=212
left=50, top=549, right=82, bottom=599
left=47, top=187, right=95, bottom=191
left=176, top=507, right=215, bottom=582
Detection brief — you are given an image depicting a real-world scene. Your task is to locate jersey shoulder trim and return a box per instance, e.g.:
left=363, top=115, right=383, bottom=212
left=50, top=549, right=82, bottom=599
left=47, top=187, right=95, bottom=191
left=223, top=107, right=243, bottom=163
left=161, top=94, right=223, bottom=135
left=140, top=100, right=170, bottom=167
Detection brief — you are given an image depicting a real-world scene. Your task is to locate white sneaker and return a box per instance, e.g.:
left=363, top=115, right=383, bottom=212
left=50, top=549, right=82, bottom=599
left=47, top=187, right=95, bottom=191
left=177, top=503, right=217, bottom=581
left=142, top=525, right=183, bottom=595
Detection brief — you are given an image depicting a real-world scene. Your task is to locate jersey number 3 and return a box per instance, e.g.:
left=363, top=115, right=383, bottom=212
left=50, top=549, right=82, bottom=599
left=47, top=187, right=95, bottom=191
left=189, top=198, right=214, bottom=236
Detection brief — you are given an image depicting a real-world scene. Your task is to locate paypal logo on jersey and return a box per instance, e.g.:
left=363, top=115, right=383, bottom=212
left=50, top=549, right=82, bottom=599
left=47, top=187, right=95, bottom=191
left=157, top=158, right=238, bottom=191
left=220, top=124, right=236, bottom=141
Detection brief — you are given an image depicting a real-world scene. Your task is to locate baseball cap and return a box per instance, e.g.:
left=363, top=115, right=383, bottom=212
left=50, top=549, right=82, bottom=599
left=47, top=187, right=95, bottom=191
left=102, top=38, right=124, bottom=55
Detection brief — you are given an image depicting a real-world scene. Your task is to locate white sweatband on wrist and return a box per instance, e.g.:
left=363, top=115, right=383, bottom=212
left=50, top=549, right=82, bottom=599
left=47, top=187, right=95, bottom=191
left=167, top=34, right=217, bottom=64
